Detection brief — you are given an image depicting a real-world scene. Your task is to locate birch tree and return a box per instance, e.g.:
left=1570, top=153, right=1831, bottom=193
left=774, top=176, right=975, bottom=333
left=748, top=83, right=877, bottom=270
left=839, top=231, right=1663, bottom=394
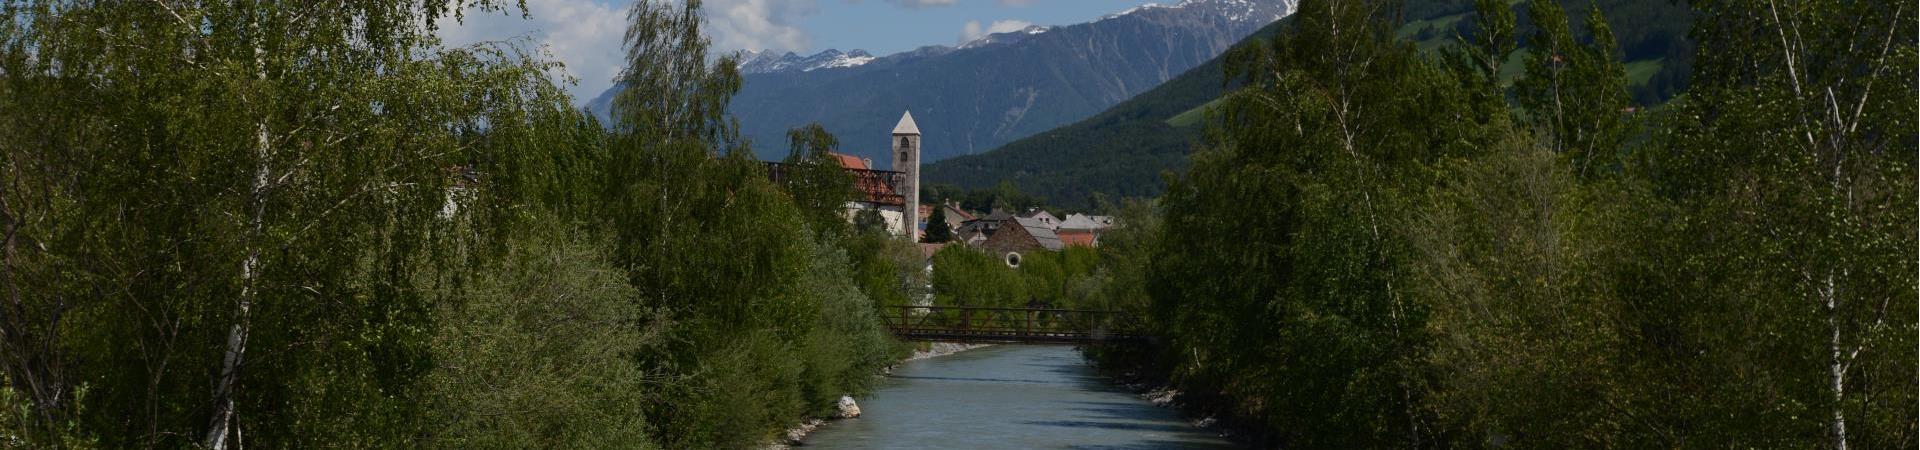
left=0, top=0, right=574, bottom=446
left=1516, top=0, right=1632, bottom=178
left=1641, top=0, right=1915, bottom=447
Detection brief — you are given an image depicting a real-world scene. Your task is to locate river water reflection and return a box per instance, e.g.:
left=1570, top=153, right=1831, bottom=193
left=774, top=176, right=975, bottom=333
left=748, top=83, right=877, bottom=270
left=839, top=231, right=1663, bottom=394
left=801, top=345, right=1236, bottom=449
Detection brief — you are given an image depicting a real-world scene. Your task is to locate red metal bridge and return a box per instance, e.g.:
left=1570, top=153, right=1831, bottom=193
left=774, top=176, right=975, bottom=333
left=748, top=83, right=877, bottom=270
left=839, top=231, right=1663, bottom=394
left=881, top=306, right=1150, bottom=344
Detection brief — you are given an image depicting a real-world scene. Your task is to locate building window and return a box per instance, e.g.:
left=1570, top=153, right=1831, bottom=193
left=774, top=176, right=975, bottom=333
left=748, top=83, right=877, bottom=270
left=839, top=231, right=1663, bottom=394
left=900, top=151, right=909, bottom=161
left=899, top=137, right=912, bottom=149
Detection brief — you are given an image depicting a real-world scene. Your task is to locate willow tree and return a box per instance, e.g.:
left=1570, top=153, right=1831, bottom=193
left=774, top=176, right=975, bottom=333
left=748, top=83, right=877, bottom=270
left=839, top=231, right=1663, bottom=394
left=0, top=0, right=573, bottom=447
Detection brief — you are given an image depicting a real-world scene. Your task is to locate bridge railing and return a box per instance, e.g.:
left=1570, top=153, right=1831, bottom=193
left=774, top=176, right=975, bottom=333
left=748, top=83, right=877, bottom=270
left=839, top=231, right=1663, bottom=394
left=880, top=305, right=1148, bottom=343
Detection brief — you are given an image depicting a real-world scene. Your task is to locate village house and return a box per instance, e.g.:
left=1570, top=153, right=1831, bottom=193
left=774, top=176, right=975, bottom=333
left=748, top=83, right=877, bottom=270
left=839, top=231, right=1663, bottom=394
left=936, top=202, right=974, bottom=232
left=953, top=208, right=1014, bottom=246
left=1055, top=213, right=1113, bottom=248
left=773, top=113, right=1115, bottom=259
left=1018, top=208, right=1061, bottom=229
left=944, top=205, right=1115, bottom=262
left=979, top=217, right=1063, bottom=266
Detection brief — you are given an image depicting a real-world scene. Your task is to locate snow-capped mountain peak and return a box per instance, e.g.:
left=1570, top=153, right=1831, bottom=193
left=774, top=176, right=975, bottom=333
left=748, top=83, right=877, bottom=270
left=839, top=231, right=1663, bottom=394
left=736, top=49, right=878, bottom=74
left=959, top=25, right=1054, bottom=49
left=732, top=0, right=1290, bottom=74
left=1101, top=0, right=1291, bottom=23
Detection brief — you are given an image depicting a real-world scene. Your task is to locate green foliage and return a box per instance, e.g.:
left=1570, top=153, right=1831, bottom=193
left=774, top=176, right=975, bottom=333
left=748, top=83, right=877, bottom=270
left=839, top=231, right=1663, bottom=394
left=1409, top=125, right=1640, bottom=446
left=1086, top=200, right=1161, bottom=315
left=1515, top=0, right=1632, bottom=176
left=1102, top=0, right=1917, bottom=447
left=793, top=239, right=901, bottom=411
left=921, top=181, right=1046, bottom=213
left=852, top=208, right=888, bottom=234
left=924, top=206, right=953, bottom=243
left=783, top=123, right=855, bottom=239
left=841, top=229, right=928, bottom=310
left=424, top=231, right=656, bottom=449
left=1149, top=1, right=1477, bottom=444
left=0, top=0, right=913, bottom=448
left=929, top=244, right=1103, bottom=310
left=1, top=0, right=592, bottom=447
left=1625, top=0, right=1917, bottom=446
left=593, top=4, right=905, bottom=447
left=930, top=246, right=1028, bottom=308
left=924, top=0, right=1696, bottom=209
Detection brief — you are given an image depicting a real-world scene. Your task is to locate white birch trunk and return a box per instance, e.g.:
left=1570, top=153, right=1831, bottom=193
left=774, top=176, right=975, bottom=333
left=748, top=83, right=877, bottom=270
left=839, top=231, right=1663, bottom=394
left=1822, top=272, right=1847, bottom=450
left=207, top=24, right=272, bottom=449
left=206, top=119, right=268, bottom=450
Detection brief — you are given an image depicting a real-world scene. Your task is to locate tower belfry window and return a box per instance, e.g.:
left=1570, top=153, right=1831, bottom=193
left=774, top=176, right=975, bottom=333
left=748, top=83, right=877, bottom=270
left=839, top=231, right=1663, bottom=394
left=899, top=137, right=912, bottom=149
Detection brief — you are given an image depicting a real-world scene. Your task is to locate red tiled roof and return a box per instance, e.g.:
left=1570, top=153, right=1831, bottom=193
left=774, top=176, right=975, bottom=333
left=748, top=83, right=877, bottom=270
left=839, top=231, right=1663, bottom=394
left=829, top=152, right=869, bottom=170
left=850, top=170, right=900, bottom=205
left=1058, top=229, right=1098, bottom=247
left=765, top=153, right=902, bottom=206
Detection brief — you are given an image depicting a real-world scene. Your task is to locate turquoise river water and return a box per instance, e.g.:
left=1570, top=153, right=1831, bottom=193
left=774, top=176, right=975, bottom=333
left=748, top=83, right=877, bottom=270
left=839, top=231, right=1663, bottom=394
left=800, top=345, right=1236, bottom=449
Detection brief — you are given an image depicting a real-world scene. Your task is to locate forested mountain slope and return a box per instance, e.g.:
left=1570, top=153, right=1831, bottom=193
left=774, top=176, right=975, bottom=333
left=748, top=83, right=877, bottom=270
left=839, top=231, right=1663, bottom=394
left=923, top=0, right=1693, bottom=209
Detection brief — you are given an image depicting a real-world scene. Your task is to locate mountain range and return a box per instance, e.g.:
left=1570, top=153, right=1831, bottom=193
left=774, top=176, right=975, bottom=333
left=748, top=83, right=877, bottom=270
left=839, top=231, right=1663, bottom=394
left=587, top=0, right=1295, bottom=163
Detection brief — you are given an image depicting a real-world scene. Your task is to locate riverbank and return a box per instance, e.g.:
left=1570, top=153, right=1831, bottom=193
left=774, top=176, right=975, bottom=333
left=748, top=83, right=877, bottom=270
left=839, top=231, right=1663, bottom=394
left=1107, top=372, right=1263, bottom=447
left=1083, top=343, right=1270, bottom=448
left=905, top=341, right=993, bottom=361
left=767, top=341, right=992, bottom=449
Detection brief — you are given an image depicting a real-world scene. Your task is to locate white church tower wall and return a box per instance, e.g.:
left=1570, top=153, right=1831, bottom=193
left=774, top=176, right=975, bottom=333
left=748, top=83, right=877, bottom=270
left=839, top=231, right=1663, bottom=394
left=891, top=111, right=922, bottom=242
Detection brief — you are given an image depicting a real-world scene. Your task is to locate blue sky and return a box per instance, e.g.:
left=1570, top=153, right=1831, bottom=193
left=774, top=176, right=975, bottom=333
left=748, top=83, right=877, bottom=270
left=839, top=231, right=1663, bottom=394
left=437, top=0, right=1162, bottom=103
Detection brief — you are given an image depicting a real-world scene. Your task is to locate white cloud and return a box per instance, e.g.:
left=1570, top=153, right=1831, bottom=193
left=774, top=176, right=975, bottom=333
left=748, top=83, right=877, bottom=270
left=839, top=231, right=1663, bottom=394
left=437, top=0, right=823, bottom=105
left=958, top=19, right=1034, bottom=43
left=436, top=0, right=627, bottom=105
left=995, top=0, right=1036, bottom=5
left=703, top=0, right=820, bottom=53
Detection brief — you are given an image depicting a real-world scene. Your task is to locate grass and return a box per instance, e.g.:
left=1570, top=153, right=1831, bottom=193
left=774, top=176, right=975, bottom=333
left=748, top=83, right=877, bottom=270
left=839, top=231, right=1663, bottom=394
left=1165, top=97, right=1227, bottom=128
left=1396, top=12, right=1469, bottom=40
left=1625, top=58, right=1664, bottom=86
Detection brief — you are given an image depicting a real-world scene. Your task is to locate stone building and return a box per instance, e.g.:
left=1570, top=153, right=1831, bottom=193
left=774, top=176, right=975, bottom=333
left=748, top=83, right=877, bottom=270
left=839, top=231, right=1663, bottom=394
left=980, top=217, right=1063, bottom=267
left=891, top=111, right=922, bottom=241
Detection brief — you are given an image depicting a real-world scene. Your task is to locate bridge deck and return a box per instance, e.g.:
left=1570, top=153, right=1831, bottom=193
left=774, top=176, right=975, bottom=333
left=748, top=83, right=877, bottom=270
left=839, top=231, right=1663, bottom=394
left=881, top=306, right=1149, bottom=344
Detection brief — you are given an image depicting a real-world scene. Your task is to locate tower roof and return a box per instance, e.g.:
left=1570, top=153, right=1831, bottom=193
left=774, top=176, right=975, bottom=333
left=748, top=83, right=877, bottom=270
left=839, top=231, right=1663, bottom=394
left=892, top=110, right=920, bottom=135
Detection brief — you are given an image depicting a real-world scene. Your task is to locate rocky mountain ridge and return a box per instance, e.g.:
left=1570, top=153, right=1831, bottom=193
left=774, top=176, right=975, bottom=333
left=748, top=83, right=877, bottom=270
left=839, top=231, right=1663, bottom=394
left=586, top=0, right=1295, bottom=163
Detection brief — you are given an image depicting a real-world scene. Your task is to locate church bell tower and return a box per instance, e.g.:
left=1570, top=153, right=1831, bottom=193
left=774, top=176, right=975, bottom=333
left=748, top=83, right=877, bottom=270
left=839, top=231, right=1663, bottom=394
left=892, top=111, right=921, bottom=241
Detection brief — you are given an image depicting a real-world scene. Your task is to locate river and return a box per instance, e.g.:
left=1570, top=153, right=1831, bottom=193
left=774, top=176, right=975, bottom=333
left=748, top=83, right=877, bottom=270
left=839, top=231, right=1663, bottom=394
left=800, top=345, right=1236, bottom=449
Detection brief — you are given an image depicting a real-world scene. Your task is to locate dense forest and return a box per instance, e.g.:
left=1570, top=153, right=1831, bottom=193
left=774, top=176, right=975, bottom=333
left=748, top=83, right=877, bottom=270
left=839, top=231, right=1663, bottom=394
left=0, top=0, right=917, bottom=448
left=1083, top=0, right=1917, bottom=447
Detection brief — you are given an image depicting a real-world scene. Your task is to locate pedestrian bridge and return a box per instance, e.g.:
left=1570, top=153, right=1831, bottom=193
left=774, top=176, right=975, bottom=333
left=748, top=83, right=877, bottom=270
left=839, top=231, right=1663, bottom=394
left=880, top=306, right=1150, bottom=344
